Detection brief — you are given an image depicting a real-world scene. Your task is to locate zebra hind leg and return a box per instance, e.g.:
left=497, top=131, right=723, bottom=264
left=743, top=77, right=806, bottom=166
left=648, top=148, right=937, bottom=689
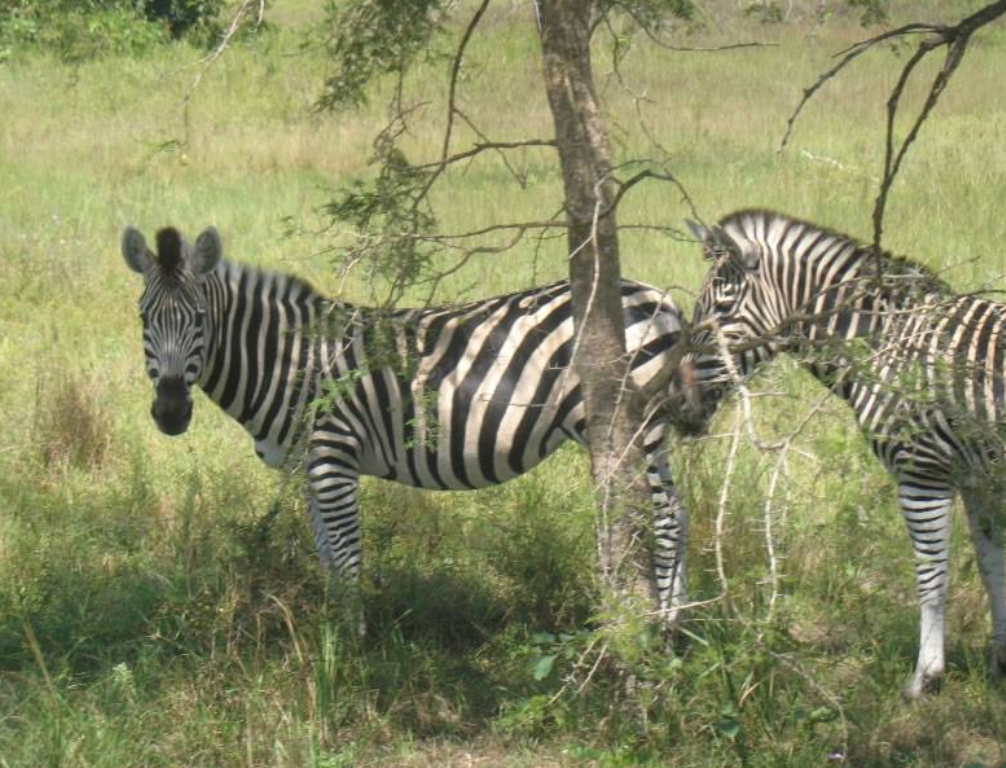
left=961, top=487, right=1006, bottom=682
left=898, top=480, right=955, bottom=700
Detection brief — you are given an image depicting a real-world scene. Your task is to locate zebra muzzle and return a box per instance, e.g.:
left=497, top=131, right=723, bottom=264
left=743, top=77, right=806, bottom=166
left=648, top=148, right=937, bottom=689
left=667, top=357, right=714, bottom=436
left=152, top=377, right=193, bottom=436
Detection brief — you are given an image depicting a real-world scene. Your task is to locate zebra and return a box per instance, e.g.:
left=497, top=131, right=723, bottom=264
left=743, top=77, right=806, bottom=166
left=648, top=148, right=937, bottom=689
left=121, top=224, right=690, bottom=630
left=670, top=208, right=1006, bottom=698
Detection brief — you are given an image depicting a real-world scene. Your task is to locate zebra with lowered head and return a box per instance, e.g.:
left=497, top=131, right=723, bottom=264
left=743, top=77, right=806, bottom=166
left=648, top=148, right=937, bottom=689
left=671, top=208, right=1006, bottom=699
left=122, top=224, right=690, bottom=629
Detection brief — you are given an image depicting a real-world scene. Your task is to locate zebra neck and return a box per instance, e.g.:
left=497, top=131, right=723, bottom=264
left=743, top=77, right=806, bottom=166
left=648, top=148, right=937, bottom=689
left=196, top=260, right=334, bottom=444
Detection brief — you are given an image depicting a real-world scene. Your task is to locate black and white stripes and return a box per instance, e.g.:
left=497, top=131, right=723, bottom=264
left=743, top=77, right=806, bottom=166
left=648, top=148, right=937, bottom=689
left=677, top=209, right=1006, bottom=698
left=122, top=225, right=690, bottom=624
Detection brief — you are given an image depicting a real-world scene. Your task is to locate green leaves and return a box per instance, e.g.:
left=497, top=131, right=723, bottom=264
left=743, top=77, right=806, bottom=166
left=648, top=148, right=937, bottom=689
left=321, top=144, right=440, bottom=304
left=319, top=0, right=446, bottom=110
left=532, top=653, right=558, bottom=681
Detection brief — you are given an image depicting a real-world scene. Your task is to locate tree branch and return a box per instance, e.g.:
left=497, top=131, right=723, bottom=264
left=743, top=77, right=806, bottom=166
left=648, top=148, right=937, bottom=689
left=871, top=0, right=1006, bottom=254
left=440, top=0, right=493, bottom=165
left=413, top=139, right=556, bottom=172
left=778, top=1, right=1006, bottom=257
left=778, top=22, right=941, bottom=153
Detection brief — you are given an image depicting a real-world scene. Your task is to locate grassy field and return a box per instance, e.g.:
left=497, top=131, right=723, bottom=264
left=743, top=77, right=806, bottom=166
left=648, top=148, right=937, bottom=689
left=2, top=1, right=1006, bottom=764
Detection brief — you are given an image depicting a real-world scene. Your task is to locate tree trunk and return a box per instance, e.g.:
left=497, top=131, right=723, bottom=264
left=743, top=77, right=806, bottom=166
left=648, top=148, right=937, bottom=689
left=537, top=0, right=658, bottom=618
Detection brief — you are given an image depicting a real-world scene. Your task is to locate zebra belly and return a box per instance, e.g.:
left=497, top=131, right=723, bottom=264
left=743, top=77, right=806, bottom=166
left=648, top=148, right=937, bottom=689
left=370, top=433, right=572, bottom=491
left=254, top=436, right=288, bottom=468
left=351, top=386, right=577, bottom=491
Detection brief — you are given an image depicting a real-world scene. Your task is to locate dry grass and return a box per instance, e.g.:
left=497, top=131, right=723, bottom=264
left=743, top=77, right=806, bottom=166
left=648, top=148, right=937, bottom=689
left=32, top=367, right=113, bottom=472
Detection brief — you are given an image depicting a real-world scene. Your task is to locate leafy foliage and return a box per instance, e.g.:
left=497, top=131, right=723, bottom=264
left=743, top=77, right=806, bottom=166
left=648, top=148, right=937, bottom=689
left=0, top=0, right=165, bottom=62
left=140, top=0, right=225, bottom=39
left=320, top=140, right=441, bottom=304
left=318, top=0, right=446, bottom=110
left=847, top=0, right=889, bottom=26
left=610, top=0, right=696, bottom=34
left=0, top=0, right=223, bottom=61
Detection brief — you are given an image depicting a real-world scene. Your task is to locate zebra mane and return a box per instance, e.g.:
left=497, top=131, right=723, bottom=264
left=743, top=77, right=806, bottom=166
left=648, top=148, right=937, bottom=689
left=720, top=209, right=951, bottom=295
left=155, top=227, right=185, bottom=277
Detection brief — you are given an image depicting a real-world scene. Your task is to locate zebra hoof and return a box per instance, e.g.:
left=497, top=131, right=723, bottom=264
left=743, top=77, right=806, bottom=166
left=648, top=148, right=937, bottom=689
left=901, top=670, right=941, bottom=702
left=660, top=607, right=683, bottom=632
left=989, top=645, right=1006, bottom=681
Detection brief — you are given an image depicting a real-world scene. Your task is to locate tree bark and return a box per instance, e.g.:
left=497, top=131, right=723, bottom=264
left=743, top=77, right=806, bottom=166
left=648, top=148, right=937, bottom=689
left=537, top=0, right=658, bottom=617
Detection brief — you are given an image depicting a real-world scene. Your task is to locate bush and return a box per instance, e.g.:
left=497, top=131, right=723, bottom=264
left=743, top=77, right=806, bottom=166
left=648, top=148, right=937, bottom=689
left=139, top=0, right=225, bottom=40
left=0, top=0, right=224, bottom=62
left=0, top=1, right=162, bottom=62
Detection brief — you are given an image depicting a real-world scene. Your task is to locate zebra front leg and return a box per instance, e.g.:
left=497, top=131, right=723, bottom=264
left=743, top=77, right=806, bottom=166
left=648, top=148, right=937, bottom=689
left=961, top=488, right=1006, bottom=681
left=647, top=437, right=688, bottom=629
left=899, top=481, right=955, bottom=700
left=307, top=444, right=365, bottom=639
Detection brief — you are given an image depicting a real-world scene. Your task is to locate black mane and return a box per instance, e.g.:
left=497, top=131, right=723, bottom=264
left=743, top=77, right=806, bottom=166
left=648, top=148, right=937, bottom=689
left=155, top=227, right=184, bottom=276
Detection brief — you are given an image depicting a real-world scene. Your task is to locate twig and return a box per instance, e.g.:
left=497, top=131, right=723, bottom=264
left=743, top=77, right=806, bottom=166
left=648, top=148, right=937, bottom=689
left=870, top=0, right=1006, bottom=254
left=714, top=408, right=744, bottom=614
left=779, top=22, right=941, bottom=152
left=177, top=0, right=265, bottom=131
left=778, top=1, right=1006, bottom=257
left=413, top=138, right=556, bottom=172
left=609, top=1, right=774, bottom=53
left=441, top=0, right=492, bottom=163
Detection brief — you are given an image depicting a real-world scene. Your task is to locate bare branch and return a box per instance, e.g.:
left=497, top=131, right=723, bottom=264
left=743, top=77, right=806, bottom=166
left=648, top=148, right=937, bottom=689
left=176, top=0, right=264, bottom=106
left=781, top=1, right=1006, bottom=259
left=871, top=0, right=1006, bottom=253
left=454, top=109, right=547, bottom=188
left=608, top=0, right=774, bottom=53
left=440, top=0, right=493, bottom=164
left=779, top=22, right=941, bottom=152
left=415, top=138, right=556, bottom=171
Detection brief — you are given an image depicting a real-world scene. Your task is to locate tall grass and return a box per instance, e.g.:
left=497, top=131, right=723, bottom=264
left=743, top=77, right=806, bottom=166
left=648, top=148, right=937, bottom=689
left=2, top=1, right=1006, bottom=764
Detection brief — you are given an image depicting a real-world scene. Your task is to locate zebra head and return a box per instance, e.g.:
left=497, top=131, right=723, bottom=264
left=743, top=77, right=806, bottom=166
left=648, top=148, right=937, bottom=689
left=669, top=217, right=777, bottom=433
left=121, top=225, right=222, bottom=436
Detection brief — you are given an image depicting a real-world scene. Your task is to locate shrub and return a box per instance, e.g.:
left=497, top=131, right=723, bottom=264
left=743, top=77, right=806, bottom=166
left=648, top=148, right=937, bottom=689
left=139, top=0, right=225, bottom=41
left=0, top=1, right=164, bottom=62
left=0, top=0, right=224, bottom=62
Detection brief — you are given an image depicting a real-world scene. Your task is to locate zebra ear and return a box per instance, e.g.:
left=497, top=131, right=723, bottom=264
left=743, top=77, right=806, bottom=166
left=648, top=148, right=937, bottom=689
left=686, top=219, right=711, bottom=243
left=192, top=226, right=222, bottom=275
left=686, top=219, right=739, bottom=264
left=122, top=226, right=152, bottom=274
left=711, top=227, right=759, bottom=272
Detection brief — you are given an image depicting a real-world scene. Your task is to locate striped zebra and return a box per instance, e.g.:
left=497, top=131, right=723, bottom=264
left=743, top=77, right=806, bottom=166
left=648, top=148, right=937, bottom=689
left=671, top=209, right=1006, bottom=698
left=121, top=224, right=690, bottom=628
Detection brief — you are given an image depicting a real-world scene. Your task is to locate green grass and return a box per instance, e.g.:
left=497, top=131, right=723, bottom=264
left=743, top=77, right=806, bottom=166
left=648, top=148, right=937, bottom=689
left=3, top=1, right=1006, bottom=764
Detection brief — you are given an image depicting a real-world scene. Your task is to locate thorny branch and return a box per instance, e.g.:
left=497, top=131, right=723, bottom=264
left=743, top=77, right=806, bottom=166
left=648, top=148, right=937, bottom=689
left=418, top=0, right=493, bottom=205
